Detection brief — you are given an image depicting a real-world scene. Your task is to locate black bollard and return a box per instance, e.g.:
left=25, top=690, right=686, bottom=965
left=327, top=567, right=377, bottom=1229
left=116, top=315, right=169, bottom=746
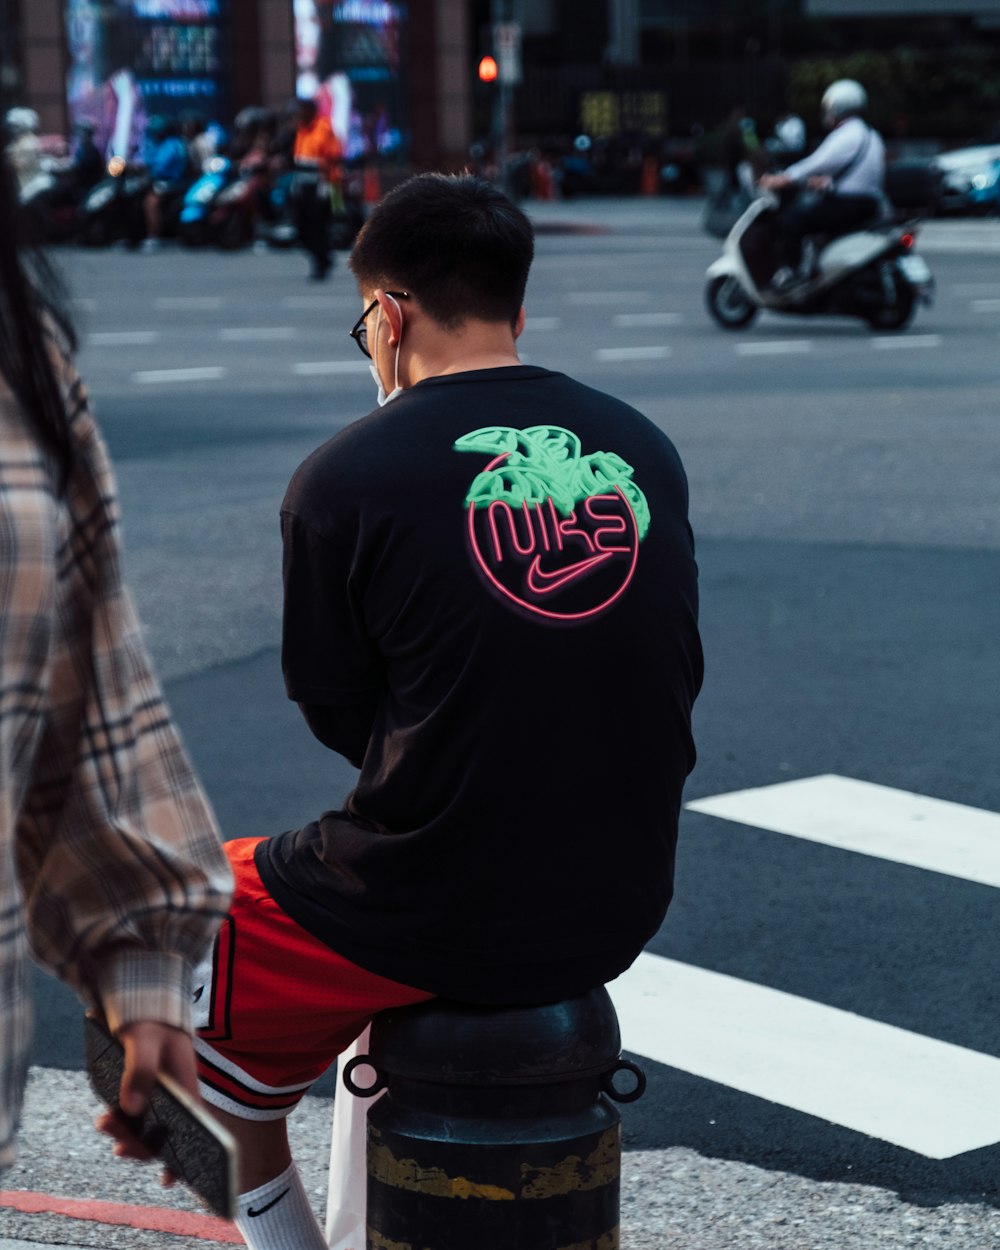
left=342, top=987, right=645, bottom=1250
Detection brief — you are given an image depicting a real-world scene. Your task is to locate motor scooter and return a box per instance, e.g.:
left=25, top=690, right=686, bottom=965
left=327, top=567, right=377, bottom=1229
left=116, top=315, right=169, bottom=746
left=208, top=157, right=273, bottom=249
left=18, top=167, right=80, bottom=243
left=178, top=157, right=236, bottom=246
left=77, top=158, right=150, bottom=248
left=705, top=189, right=935, bottom=332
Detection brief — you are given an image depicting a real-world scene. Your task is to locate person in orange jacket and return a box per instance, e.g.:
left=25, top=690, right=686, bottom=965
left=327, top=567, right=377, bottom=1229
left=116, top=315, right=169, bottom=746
left=292, top=97, right=343, bottom=280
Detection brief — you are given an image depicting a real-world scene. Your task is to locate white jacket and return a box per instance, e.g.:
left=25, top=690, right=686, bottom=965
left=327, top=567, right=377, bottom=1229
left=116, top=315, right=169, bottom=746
left=785, top=117, right=885, bottom=199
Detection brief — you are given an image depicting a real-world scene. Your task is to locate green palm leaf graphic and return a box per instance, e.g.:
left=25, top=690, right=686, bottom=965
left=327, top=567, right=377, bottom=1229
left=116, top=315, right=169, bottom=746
left=454, top=425, right=650, bottom=540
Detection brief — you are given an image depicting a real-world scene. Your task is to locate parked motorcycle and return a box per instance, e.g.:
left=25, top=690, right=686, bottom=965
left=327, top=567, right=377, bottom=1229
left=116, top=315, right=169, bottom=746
left=705, top=189, right=935, bottom=332
left=210, top=157, right=273, bottom=249
left=18, top=167, right=80, bottom=243
left=77, top=158, right=150, bottom=248
left=178, top=156, right=237, bottom=246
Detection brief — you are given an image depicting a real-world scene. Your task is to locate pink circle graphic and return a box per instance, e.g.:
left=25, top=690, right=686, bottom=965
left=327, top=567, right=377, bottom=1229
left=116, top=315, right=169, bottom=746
left=467, top=486, right=640, bottom=622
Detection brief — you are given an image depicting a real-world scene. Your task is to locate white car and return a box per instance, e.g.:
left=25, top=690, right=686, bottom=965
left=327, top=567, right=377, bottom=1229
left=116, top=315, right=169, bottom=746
left=931, top=138, right=1000, bottom=213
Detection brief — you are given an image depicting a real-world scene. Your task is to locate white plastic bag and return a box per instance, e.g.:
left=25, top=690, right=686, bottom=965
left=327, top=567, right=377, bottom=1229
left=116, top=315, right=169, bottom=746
left=325, top=1026, right=381, bottom=1250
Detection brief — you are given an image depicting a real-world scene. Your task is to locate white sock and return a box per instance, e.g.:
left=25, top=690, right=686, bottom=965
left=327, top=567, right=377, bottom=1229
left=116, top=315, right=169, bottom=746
left=234, top=1161, right=328, bottom=1250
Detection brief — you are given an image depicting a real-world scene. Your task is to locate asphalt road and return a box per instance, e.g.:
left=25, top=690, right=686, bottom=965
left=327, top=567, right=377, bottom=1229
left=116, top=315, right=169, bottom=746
left=26, top=199, right=1000, bottom=1210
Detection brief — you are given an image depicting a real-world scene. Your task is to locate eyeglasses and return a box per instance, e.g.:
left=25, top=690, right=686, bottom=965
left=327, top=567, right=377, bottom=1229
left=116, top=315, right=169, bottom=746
left=349, top=291, right=410, bottom=359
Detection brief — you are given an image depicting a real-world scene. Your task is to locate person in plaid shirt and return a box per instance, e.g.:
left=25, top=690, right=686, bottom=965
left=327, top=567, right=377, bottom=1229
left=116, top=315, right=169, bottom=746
left=0, top=153, right=232, bottom=1171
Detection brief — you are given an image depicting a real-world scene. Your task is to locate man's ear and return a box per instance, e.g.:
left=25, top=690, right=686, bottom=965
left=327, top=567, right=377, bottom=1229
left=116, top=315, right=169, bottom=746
left=376, top=289, right=405, bottom=346
left=513, top=306, right=526, bottom=340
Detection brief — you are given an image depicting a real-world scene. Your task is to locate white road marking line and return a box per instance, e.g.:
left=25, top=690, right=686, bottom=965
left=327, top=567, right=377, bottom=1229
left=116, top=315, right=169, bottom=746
left=736, top=340, right=813, bottom=356
left=132, top=366, right=227, bottom=384
left=609, top=951, right=1000, bottom=1159
left=154, top=297, right=225, bottom=311
left=613, top=312, right=683, bottom=328
left=293, top=360, right=370, bottom=376
left=686, top=774, right=1000, bottom=889
left=566, top=291, right=648, bottom=304
left=71, top=298, right=97, bottom=312
left=871, top=334, right=943, bottom=350
left=524, top=316, right=561, bottom=331
left=219, top=327, right=296, bottom=342
left=283, top=295, right=356, bottom=310
left=920, top=239, right=1000, bottom=255
left=972, top=298, right=1000, bottom=312
left=87, top=330, right=160, bottom=346
left=596, top=346, right=672, bottom=362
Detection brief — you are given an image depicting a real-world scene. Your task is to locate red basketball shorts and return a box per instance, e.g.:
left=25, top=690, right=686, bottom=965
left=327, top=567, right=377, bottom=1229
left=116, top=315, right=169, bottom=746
left=193, top=837, right=434, bottom=1121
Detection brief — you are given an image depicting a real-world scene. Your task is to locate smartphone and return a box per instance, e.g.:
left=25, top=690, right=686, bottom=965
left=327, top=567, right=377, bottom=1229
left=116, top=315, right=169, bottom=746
left=84, top=1014, right=237, bottom=1220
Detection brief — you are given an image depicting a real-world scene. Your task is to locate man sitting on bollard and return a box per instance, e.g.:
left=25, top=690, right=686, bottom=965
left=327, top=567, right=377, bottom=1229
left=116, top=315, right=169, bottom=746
left=104, top=172, right=703, bottom=1250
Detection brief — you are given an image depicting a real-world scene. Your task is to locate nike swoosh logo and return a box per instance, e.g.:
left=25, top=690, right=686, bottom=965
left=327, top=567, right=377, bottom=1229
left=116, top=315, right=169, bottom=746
left=247, top=1188, right=290, bottom=1217
left=526, top=551, right=613, bottom=595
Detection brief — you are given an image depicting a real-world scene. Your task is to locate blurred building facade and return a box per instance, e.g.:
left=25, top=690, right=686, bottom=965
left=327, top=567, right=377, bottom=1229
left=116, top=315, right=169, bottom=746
left=807, top=0, right=1000, bottom=15
left=1, top=0, right=471, bottom=168
left=500, top=0, right=1000, bottom=147
left=2, top=2, right=998, bottom=166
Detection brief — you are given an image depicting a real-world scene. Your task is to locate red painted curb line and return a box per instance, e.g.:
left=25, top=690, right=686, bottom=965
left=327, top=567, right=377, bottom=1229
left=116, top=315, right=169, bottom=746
left=0, top=1189, right=242, bottom=1243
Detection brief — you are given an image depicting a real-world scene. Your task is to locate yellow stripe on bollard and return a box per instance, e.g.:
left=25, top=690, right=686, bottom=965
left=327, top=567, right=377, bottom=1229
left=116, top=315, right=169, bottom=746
left=369, top=1130, right=516, bottom=1200
left=555, top=1232, right=620, bottom=1250
left=521, top=1127, right=619, bottom=1197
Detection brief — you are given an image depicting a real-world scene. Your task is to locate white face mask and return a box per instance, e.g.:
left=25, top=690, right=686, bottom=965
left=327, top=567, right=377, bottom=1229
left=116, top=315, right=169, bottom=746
left=369, top=297, right=404, bottom=406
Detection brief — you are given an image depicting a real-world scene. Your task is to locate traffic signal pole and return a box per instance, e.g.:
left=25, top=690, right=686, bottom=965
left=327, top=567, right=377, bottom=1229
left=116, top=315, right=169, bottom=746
left=489, top=0, right=520, bottom=189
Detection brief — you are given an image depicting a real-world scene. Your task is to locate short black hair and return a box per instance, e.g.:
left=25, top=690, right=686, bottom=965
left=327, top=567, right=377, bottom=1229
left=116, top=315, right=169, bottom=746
left=349, top=173, right=534, bottom=329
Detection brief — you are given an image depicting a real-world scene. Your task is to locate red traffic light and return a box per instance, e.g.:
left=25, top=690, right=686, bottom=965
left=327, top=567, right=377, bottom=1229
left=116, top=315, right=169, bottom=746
left=478, top=55, right=498, bottom=83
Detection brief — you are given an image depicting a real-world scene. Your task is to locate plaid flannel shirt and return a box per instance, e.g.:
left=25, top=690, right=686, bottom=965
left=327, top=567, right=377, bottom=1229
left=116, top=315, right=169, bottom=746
left=0, top=345, right=233, bottom=1169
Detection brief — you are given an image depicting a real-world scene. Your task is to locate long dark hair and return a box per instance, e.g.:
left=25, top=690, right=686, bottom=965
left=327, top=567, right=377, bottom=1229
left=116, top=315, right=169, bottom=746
left=0, top=152, right=76, bottom=489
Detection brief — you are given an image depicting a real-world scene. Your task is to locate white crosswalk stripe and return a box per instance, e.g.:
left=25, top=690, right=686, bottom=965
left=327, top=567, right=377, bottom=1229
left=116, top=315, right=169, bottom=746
left=686, top=774, right=1000, bottom=888
left=610, top=951, right=1000, bottom=1160
left=610, top=775, right=1000, bottom=1159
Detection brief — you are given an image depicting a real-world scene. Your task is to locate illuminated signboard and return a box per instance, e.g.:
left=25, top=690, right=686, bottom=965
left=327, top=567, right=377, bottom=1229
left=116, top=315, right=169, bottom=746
left=579, top=90, right=667, bottom=139
left=295, top=0, right=408, bottom=160
left=66, top=0, right=229, bottom=159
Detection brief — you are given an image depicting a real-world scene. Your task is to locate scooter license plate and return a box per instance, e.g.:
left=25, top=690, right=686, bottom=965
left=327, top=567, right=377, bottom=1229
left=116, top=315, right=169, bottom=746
left=898, top=255, right=932, bottom=284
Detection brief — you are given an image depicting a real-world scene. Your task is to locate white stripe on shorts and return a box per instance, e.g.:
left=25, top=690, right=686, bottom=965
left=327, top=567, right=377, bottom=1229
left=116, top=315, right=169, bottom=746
left=194, top=1038, right=315, bottom=1122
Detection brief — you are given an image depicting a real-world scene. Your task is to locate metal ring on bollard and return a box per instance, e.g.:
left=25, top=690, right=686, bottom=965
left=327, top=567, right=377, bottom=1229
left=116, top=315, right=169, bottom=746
left=601, top=1059, right=646, bottom=1103
left=342, top=1054, right=387, bottom=1098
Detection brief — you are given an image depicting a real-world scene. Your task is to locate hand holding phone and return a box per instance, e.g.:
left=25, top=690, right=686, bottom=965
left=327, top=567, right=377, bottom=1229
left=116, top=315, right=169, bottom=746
left=85, top=1014, right=237, bottom=1220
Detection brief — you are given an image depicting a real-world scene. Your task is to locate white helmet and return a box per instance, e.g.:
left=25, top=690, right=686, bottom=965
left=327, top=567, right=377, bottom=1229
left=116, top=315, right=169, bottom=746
left=821, top=80, right=868, bottom=123
left=5, top=107, right=41, bottom=136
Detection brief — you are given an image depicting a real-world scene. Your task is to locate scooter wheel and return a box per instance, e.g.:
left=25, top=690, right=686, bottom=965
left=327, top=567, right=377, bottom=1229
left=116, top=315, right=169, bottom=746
left=80, top=219, right=110, bottom=248
left=180, top=220, right=208, bottom=247
left=865, top=274, right=915, bottom=332
left=217, top=213, right=250, bottom=251
left=706, top=274, right=758, bottom=329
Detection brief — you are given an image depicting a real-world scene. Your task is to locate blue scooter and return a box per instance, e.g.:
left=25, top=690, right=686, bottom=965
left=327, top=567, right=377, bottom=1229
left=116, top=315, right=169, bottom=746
left=178, top=157, right=235, bottom=245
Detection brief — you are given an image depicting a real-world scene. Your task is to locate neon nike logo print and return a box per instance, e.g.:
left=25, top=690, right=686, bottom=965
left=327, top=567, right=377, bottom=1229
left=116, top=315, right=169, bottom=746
left=247, top=1188, right=290, bottom=1217
left=526, top=551, right=613, bottom=595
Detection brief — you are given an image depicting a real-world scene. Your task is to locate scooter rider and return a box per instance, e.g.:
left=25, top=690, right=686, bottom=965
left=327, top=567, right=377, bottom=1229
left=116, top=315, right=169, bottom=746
left=4, top=108, right=45, bottom=197
left=760, top=80, right=886, bottom=288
